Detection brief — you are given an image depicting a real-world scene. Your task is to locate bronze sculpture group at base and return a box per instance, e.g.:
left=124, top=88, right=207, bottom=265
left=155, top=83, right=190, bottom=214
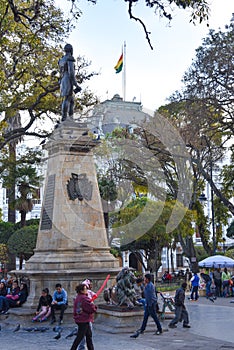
left=103, top=267, right=142, bottom=310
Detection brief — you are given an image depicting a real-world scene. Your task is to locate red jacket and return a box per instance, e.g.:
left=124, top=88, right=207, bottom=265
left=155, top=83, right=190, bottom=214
left=73, top=293, right=97, bottom=324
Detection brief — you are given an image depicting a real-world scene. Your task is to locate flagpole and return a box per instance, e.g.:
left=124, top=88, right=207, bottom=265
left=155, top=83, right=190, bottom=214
left=123, top=41, right=126, bottom=101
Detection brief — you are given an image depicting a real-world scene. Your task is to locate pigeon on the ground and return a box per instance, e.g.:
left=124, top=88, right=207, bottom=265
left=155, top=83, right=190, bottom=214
left=39, top=327, right=49, bottom=332
left=34, top=326, right=49, bottom=332
left=53, top=325, right=62, bottom=333
left=65, top=328, right=78, bottom=339
left=130, top=330, right=140, bottom=338
left=13, top=324, right=20, bottom=332
left=54, top=331, right=61, bottom=340
left=23, top=327, right=35, bottom=332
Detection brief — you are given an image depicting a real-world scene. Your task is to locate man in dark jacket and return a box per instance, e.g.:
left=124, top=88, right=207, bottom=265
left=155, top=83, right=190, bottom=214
left=169, top=282, right=191, bottom=328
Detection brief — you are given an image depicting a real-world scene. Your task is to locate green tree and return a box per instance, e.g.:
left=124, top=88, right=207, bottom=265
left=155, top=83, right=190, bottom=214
left=7, top=225, right=38, bottom=269
left=164, top=17, right=234, bottom=215
left=98, top=176, right=118, bottom=237
left=0, top=243, right=8, bottom=277
left=0, top=222, right=15, bottom=244
left=180, top=16, right=234, bottom=134
left=112, top=197, right=194, bottom=276
left=5, top=1, right=210, bottom=50
left=227, top=221, right=234, bottom=239
left=1, top=146, right=43, bottom=227
left=225, top=248, right=234, bottom=259
left=0, top=0, right=98, bottom=149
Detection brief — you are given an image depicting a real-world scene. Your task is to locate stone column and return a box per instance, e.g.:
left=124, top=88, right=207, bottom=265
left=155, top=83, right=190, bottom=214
left=17, top=121, right=119, bottom=307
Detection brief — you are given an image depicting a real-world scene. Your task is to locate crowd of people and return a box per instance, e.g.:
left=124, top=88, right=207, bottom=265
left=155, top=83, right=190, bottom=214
left=1, top=267, right=234, bottom=349
left=159, top=267, right=234, bottom=300
left=30, top=279, right=97, bottom=350
left=188, top=267, right=234, bottom=299
left=0, top=277, right=28, bottom=314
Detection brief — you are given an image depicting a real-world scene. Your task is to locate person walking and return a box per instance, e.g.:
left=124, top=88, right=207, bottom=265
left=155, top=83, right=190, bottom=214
left=130, top=273, right=162, bottom=338
left=213, top=268, right=222, bottom=297
left=200, top=271, right=212, bottom=298
left=70, top=284, right=97, bottom=350
left=77, top=279, right=97, bottom=350
left=169, top=282, right=191, bottom=329
left=222, top=268, right=231, bottom=297
left=184, top=268, right=192, bottom=292
left=190, top=272, right=200, bottom=301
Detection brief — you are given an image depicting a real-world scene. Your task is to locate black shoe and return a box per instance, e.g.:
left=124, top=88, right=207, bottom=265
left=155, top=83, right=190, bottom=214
left=155, top=330, right=162, bottom=335
left=1, top=310, right=9, bottom=315
left=183, top=324, right=191, bottom=328
left=58, top=319, right=63, bottom=326
left=50, top=319, right=56, bottom=325
left=169, top=324, right=177, bottom=328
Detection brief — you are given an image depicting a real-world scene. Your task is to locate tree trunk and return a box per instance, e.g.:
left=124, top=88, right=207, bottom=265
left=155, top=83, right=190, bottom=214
left=170, top=247, right=174, bottom=272
left=19, top=254, right=24, bottom=270
left=6, top=253, right=16, bottom=273
left=20, top=210, right=27, bottom=227
left=8, top=143, right=16, bottom=224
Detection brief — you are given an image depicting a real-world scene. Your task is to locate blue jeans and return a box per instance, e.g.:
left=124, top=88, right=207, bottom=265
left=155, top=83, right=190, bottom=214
left=206, top=281, right=212, bottom=296
left=222, top=280, right=230, bottom=297
left=0, top=296, right=8, bottom=312
left=137, top=298, right=146, bottom=310
left=190, top=285, right=198, bottom=300
left=140, top=302, right=162, bottom=333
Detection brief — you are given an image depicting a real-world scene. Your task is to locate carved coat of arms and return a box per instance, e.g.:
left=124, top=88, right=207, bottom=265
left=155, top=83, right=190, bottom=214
left=67, top=173, right=93, bottom=201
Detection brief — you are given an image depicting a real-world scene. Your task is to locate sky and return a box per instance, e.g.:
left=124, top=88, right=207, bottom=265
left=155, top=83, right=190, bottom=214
left=57, top=0, right=233, bottom=112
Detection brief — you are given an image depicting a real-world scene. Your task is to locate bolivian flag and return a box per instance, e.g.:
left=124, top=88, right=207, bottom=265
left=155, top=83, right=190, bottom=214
left=114, top=53, right=123, bottom=74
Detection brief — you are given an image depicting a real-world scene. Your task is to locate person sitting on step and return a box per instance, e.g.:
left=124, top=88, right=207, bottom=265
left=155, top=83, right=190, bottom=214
left=32, top=288, right=52, bottom=322
left=50, top=283, right=68, bottom=325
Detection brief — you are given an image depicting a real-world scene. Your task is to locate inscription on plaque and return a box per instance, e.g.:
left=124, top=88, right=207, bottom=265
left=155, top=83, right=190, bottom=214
left=40, top=174, right=55, bottom=230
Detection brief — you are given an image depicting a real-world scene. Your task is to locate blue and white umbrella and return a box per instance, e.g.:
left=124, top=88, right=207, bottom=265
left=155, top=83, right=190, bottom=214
left=198, top=255, right=234, bottom=268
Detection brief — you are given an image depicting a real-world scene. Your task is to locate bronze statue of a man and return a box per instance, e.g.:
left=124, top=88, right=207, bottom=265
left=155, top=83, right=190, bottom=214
left=58, top=44, right=81, bottom=121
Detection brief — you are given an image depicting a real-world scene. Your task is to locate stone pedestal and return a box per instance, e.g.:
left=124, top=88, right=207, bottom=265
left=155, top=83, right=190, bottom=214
left=15, top=120, right=119, bottom=307
left=95, top=305, right=145, bottom=333
left=95, top=304, right=174, bottom=333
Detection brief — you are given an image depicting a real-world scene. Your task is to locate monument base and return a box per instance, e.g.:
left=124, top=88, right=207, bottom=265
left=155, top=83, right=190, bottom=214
left=13, top=248, right=119, bottom=307
left=95, top=304, right=174, bottom=333
left=12, top=120, right=121, bottom=307
left=95, top=304, right=145, bottom=333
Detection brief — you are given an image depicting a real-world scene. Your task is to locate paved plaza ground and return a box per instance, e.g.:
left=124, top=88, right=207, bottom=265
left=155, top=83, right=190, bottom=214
left=0, top=296, right=234, bottom=349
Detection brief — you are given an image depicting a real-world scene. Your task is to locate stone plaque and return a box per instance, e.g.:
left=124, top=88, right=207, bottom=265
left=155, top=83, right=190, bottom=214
left=40, top=174, right=55, bottom=230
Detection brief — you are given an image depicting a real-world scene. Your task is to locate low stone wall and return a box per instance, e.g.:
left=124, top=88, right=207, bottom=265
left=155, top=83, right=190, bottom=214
left=3, top=306, right=74, bottom=326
